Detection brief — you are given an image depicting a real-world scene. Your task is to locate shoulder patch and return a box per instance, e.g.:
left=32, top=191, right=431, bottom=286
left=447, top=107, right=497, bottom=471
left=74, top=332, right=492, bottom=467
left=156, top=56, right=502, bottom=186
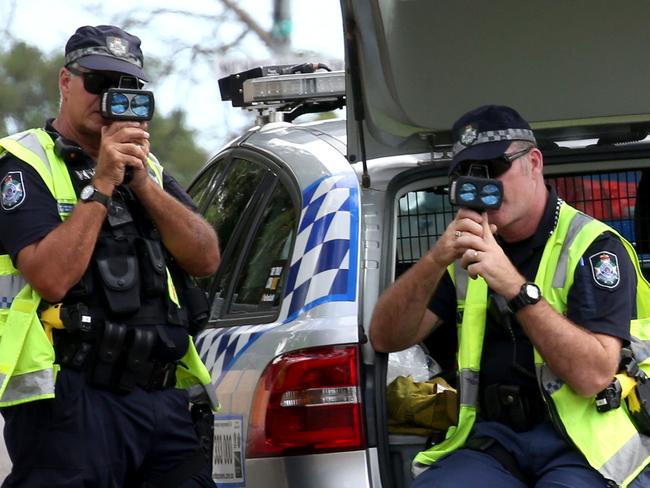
left=589, top=251, right=620, bottom=289
left=1, top=171, right=26, bottom=211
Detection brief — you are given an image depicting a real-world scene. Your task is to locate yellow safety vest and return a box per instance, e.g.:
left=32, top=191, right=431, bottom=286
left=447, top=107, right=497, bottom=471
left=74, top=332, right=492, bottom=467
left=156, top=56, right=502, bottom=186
left=413, top=201, right=650, bottom=487
left=0, top=128, right=216, bottom=409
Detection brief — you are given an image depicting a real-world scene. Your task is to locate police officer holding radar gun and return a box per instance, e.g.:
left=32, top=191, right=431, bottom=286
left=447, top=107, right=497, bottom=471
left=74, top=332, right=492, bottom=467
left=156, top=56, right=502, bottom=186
left=370, top=105, right=650, bottom=487
left=0, top=25, right=220, bottom=486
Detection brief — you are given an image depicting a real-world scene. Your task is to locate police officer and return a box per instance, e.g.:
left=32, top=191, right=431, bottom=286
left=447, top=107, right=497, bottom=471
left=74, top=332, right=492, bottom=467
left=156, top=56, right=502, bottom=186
left=370, top=105, right=650, bottom=487
left=0, top=25, right=220, bottom=486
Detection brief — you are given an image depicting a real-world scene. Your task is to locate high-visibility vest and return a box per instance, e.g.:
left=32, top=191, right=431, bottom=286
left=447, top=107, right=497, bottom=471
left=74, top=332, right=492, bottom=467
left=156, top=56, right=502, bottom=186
left=0, top=128, right=216, bottom=409
left=413, top=201, right=650, bottom=487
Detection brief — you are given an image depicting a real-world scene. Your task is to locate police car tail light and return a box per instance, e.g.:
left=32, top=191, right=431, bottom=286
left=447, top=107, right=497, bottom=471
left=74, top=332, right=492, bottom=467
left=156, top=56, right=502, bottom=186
left=247, top=344, right=365, bottom=457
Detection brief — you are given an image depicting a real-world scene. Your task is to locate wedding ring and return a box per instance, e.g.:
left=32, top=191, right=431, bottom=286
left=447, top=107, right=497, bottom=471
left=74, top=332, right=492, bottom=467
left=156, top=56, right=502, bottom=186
left=455, top=230, right=462, bottom=238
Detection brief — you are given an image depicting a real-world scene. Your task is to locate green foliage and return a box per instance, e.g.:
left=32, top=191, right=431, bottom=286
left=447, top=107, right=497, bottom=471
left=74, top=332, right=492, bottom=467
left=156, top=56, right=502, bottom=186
left=149, top=109, right=207, bottom=187
left=0, top=41, right=207, bottom=188
left=0, top=42, right=62, bottom=135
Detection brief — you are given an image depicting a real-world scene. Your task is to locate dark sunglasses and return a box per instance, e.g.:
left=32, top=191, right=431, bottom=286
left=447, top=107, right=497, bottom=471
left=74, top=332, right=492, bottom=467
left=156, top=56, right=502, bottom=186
left=66, top=65, right=143, bottom=95
left=458, top=146, right=534, bottom=178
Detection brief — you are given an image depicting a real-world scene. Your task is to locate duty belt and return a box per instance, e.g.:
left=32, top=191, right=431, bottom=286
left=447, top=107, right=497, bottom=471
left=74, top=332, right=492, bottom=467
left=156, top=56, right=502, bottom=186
left=54, top=321, right=178, bottom=392
left=43, top=302, right=178, bottom=393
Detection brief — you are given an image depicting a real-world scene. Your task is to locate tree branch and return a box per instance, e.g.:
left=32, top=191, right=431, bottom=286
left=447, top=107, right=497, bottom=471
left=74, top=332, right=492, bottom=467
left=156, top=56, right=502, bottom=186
left=218, top=0, right=278, bottom=50
left=2, top=0, right=17, bottom=42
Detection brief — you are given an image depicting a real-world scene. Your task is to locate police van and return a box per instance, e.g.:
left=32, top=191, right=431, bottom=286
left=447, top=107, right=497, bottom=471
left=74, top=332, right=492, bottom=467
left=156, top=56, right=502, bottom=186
left=188, top=1, right=650, bottom=486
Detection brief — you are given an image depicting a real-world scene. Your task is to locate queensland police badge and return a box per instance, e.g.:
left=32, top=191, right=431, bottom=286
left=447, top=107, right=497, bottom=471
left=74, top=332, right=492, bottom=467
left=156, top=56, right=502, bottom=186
left=106, top=37, right=129, bottom=57
left=1, top=171, right=25, bottom=211
left=460, top=124, right=478, bottom=146
left=589, top=251, right=620, bottom=288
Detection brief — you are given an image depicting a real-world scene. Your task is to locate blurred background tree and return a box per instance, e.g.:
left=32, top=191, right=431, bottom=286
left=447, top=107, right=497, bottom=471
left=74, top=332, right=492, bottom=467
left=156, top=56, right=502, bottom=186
left=0, top=0, right=343, bottom=186
left=0, top=42, right=61, bottom=135
left=0, top=42, right=207, bottom=186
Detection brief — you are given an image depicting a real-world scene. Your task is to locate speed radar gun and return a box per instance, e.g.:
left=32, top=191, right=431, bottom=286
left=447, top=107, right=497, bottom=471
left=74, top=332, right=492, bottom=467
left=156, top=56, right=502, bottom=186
left=100, top=75, right=155, bottom=122
left=100, top=74, right=155, bottom=184
left=449, top=164, right=503, bottom=211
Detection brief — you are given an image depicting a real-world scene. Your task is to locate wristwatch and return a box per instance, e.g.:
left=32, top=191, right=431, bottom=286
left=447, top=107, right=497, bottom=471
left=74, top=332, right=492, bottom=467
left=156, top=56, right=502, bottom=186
left=79, top=185, right=111, bottom=208
left=508, top=281, right=541, bottom=314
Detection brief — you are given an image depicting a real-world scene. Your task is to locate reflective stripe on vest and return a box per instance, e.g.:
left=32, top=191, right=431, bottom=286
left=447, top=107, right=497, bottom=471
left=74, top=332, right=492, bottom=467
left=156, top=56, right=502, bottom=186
left=0, top=285, right=56, bottom=405
left=414, top=202, right=650, bottom=487
left=413, top=265, right=486, bottom=472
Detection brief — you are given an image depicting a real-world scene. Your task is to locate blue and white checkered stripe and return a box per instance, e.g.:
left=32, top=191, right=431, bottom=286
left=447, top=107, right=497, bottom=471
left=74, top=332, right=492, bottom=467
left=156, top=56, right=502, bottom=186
left=281, top=172, right=359, bottom=321
left=196, top=326, right=269, bottom=383
left=196, top=172, right=360, bottom=384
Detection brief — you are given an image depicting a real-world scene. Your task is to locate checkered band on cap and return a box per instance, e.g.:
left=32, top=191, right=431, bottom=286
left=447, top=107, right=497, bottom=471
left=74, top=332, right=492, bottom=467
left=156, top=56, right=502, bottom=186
left=453, top=128, right=537, bottom=155
left=65, top=46, right=143, bottom=68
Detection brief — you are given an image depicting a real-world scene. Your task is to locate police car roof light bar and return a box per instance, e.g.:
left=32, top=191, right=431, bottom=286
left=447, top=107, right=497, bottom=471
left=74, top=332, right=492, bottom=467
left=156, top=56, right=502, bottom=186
left=219, top=65, right=295, bottom=107
left=219, top=65, right=345, bottom=117
left=242, top=71, right=345, bottom=107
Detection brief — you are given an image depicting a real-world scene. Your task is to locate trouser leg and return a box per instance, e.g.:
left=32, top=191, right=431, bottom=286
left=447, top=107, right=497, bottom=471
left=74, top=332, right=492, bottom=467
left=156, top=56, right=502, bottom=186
left=135, top=388, right=215, bottom=488
left=410, top=449, right=527, bottom=488
left=1, top=369, right=125, bottom=487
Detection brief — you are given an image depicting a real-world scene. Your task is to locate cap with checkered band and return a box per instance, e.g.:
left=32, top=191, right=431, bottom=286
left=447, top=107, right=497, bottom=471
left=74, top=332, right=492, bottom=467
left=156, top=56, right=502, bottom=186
left=64, top=25, right=149, bottom=81
left=449, top=105, right=537, bottom=174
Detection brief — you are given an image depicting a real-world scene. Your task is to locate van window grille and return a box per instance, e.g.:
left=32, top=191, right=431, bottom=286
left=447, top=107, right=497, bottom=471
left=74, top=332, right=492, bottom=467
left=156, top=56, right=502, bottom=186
left=396, top=169, right=650, bottom=278
left=396, top=188, right=454, bottom=266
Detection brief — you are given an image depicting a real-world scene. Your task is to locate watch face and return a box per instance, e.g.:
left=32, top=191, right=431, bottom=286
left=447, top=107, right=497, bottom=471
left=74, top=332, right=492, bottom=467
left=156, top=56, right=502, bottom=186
left=525, top=284, right=540, bottom=300
left=80, top=185, right=94, bottom=200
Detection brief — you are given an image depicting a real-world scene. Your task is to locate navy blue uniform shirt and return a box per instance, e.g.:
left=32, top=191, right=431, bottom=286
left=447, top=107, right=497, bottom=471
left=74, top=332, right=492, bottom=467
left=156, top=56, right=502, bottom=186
left=428, top=186, right=636, bottom=392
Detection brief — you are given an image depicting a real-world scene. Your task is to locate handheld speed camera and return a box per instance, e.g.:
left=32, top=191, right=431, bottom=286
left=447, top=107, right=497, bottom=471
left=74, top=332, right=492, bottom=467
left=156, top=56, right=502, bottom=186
left=449, top=164, right=503, bottom=211
left=100, top=75, right=155, bottom=121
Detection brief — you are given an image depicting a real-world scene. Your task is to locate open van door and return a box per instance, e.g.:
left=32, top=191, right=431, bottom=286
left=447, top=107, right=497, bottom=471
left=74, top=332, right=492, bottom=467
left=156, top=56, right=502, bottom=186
left=341, top=0, right=650, bottom=163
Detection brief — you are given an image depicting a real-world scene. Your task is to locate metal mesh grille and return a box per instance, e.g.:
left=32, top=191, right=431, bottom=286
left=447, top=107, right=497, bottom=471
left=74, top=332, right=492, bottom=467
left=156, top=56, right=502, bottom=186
left=548, top=172, right=639, bottom=241
left=396, top=170, right=650, bottom=274
left=396, top=187, right=455, bottom=265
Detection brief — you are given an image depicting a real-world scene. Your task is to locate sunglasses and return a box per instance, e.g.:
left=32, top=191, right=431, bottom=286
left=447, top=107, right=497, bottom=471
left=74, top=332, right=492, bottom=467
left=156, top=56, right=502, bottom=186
left=66, top=65, right=143, bottom=95
left=458, top=146, right=534, bottom=178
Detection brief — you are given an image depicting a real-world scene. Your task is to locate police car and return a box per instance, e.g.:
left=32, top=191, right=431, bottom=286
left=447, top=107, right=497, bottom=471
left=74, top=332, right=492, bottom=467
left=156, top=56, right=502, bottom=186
left=188, top=2, right=650, bottom=486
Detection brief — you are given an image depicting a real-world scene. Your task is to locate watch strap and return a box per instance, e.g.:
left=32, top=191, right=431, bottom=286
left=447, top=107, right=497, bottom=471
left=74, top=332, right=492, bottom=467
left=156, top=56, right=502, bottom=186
left=81, top=185, right=111, bottom=208
left=508, top=282, right=541, bottom=314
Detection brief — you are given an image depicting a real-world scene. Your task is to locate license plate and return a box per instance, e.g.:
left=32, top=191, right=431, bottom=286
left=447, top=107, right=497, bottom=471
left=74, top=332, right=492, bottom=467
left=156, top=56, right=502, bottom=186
left=212, top=415, right=245, bottom=485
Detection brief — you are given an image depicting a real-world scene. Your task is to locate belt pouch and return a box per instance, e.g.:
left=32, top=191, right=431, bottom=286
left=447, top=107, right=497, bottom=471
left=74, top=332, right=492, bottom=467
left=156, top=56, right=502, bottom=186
left=54, top=334, right=93, bottom=371
left=118, top=328, right=155, bottom=392
left=136, top=238, right=167, bottom=297
left=95, top=239, right=141, bottom=315
left=483, top=384, right=529, bottom=432
left=148, top=362, right=178, bottom=390
left=91, top=321, right=127, bottom=387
